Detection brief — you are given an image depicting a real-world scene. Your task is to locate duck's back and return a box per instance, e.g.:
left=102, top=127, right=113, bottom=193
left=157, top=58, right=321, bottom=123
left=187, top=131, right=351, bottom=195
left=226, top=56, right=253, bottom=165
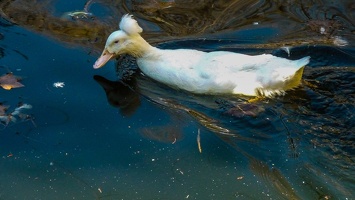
left=138, top=49, right=310, bottom=96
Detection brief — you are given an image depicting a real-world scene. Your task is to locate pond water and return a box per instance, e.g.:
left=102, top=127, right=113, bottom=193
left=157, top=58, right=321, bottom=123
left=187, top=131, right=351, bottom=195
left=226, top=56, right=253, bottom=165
left=0, top=0, right=354, bottom=199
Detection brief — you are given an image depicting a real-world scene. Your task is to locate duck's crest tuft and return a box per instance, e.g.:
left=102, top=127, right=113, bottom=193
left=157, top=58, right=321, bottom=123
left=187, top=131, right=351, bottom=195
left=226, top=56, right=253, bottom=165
left=119, top=14, right=143, bottom=35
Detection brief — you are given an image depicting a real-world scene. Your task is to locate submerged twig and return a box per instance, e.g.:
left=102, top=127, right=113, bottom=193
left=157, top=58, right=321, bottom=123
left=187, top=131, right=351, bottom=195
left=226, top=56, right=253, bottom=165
left=197, top=128, right=202, bottom=153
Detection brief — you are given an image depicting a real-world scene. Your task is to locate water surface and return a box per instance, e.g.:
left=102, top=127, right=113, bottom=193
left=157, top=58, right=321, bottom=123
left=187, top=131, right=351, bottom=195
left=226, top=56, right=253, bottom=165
left=0, top=0, right=354, bottom=199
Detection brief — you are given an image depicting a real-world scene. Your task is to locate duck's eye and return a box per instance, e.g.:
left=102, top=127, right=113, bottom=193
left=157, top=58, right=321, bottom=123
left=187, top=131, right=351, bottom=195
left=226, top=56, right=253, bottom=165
left=114, top=40, right=119, bottom=44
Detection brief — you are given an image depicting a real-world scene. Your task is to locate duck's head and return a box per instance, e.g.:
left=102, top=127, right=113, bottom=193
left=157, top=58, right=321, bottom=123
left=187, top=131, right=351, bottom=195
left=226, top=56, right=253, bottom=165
left=94, top=14, right=144, bottom=69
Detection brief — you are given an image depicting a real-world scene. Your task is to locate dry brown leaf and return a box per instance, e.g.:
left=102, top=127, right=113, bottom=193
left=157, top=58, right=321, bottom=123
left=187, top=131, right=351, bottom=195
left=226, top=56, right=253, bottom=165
left=0, top=73, right=24, bottom=90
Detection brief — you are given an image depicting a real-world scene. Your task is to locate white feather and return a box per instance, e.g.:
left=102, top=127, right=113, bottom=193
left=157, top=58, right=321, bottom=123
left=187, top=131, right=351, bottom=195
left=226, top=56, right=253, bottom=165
left=11, top=104, right=32, bottom=116
left=119, top=14, right=143, bottom=35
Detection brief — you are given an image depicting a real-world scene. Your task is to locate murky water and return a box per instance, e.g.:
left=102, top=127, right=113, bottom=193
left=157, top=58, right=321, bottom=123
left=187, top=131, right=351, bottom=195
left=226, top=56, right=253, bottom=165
left=0, top=0, right=354, bottom=199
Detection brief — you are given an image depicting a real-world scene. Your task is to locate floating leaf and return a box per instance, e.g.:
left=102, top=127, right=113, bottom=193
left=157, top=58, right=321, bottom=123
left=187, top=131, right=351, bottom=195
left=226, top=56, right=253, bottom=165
left=0, top=73, right=24, bottom=90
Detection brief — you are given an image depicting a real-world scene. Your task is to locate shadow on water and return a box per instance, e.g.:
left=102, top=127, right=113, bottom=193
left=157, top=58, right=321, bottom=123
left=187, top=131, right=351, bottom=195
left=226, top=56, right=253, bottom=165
left=0, top=0, right=354, bottom=199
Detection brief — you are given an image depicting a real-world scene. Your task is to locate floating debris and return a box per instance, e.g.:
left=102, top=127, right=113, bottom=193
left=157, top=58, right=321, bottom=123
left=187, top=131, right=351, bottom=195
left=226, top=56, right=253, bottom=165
left=53, top=82, right=65, bottom=88
left=11, top=103, right=32, bottom=116
left=307, top=19, right=341, bottom=36
left=333, top=36, right=348, bottom=47
left=0, top=73, right=24, bottom=90
left=62, top=0, right=95, bottom=21
left=67, top=11, right=94, bottom=20
left=197, top=128, right=202, bottom=153
left=0, top=102, right=33, bottom=127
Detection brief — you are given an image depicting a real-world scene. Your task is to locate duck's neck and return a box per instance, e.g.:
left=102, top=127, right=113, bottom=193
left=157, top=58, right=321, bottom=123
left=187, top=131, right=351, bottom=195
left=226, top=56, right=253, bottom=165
left=129, top=34, right=157, bottom=58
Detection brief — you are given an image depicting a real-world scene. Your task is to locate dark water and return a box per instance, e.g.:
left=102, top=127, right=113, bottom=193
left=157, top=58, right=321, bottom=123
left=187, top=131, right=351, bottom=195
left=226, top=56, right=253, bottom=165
left=0, top=0, right=354, bottom=199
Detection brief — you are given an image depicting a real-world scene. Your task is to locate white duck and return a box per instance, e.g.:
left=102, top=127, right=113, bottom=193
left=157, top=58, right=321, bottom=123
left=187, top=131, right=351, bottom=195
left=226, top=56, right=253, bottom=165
left=94, top=14, right=310, bottom=97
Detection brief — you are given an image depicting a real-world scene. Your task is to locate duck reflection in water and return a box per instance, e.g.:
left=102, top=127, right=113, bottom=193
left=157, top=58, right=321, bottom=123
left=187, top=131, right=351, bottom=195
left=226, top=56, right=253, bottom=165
left=93, top=71, right=258, bottom=145
left=93, top=75, right=140, bottom=117
left=93, top=71, right=186, bottom=144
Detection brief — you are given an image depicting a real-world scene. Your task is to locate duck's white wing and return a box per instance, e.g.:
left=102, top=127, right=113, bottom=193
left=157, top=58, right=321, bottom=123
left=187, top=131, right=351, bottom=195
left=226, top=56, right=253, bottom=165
left=199, top=52, right=307, bottom=75
left=196, top=52, right=310, bottom=95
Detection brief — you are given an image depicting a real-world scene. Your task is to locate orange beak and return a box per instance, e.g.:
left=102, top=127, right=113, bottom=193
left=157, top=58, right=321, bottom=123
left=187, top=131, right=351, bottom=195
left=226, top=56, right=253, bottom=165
left=93, top=50, right=114, bottom=69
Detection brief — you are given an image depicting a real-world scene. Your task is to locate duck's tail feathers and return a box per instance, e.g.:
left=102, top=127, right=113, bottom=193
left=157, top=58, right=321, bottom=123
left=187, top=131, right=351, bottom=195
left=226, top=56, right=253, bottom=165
left=295, top=56, right=310, bottom=68
left=256, top=56, right=310, bottom=97
left=283, top=56, right=310, bottom=90
left=284, top=64, right=307, bottom=91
